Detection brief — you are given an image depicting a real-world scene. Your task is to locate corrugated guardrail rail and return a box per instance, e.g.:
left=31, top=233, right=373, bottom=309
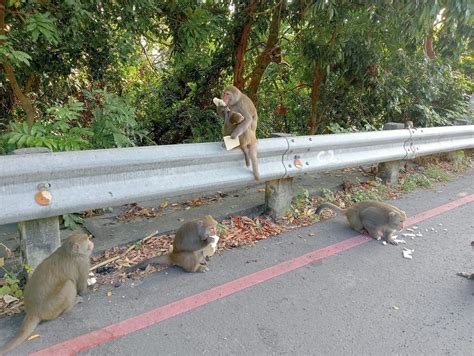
left=0, top=125, right=473, bottom=225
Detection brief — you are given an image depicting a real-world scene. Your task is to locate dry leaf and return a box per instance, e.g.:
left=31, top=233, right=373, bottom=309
left=106, top=291, right=112, bottom=297
left=115, top=258, right=132, bottom=267
left=3, top=295, right=19, bottom=304
left=160, top=200, right=169, bottom=209
left=27, top=334, right=40, bottom=341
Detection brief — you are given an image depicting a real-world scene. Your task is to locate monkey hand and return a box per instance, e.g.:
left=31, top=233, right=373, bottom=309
left=230, top=132, right=240, bottom=139
left=197, top=265, right=209, bottom=273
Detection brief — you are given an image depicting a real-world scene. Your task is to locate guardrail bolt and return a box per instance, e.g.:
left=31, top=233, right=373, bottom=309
left=35, top=183, right=52, bottom=206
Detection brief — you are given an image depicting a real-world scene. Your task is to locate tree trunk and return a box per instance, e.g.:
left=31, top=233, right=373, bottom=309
left=232, top=0, right=259, bottom=89
left=308, top=66, right=325, bottom=135
left=246, top=0, right=284, bottom=101
left=423, top=36, right=435, bottom=60
left=0, top=0, right=37, bottom=128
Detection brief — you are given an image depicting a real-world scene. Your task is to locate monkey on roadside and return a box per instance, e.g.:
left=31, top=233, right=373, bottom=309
left=456, top=241, right=474, bottom=280
left=1, top=234, right=93, bottom=354
left=315, top=200, right=407, bottom=245
left=220, top=86, right=260, bottom=181
left=128, top=215, right=218, bottom=273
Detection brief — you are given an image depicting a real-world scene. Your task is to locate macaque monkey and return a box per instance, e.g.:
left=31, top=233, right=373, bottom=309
left=457, top=241, right=474, bottom=280
left=316, top=200, right=407, bottom=245
left=128, top=215, right=218, bottom=273
left=1, top=234, right=93, bottom=354
left=214, top=85, right=260, bottom=180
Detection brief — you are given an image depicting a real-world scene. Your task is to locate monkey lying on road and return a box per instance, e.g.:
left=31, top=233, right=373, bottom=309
left=128, top=215, right=219, bottom=273
left=1, top=234, right=93, bottom=355
left=316, top=200, right=407, bottom=245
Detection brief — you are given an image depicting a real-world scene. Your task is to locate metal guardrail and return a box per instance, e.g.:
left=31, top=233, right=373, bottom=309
left=0, top=126, right=473, bottom=225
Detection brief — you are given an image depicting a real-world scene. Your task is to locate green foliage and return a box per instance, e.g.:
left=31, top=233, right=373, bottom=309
left=26, top=12, right=59, bottom=44
left=349, top=188, right=383, bottom=203
left=85, top=89, right=146, bottom=148
left=320, top=188, right=336, bottom=202
left=2, top=100, right=92, bottom=152
left=1, top=90, right=145, bottom=153
left=0, top=271, right=23, bottom=298
left=0, top=36, right=32, bottom=66
left=402, top=173, right=433, bottom=192
left=62, top=213, right=85, bottom=230
left=0, top=1, right=472, bottom=146
left=294, top=188, right=311, bottom=207
left=423, top=165, right=452, bottom=182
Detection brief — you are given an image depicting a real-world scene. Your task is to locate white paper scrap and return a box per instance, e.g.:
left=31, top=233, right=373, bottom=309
left=223, top=135, right=240, bottom=150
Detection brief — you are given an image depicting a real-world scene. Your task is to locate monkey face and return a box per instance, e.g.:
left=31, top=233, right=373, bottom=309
left=223, top=91, right=232, bottom=105
left=209, top=226, right=217, bottom=235
left=389, top=212, right=405, bottom=230
left=230, top=113, right=244, bottom=125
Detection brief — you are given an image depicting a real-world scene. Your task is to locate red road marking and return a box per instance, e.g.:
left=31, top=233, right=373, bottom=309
left=31, top=194, right=474, bottom=356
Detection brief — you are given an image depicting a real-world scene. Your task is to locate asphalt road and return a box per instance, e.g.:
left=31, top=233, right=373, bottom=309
left=1, top=171, right=473, bottom=356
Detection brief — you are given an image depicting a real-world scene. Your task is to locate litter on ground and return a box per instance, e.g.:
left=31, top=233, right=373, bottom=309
left=402, top=248, right=414, bottom=259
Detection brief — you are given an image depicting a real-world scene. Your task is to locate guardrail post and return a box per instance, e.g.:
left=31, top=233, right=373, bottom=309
left=447, top=120, right=469, bottom=162
left=377, top=123, right=406, bottom=184
left=264, top=177, right=294, bottom=219
left=13, top=148, right=61, bottom=269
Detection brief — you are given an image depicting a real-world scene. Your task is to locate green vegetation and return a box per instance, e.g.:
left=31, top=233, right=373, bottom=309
left=424, top=165, right=453, bottom=182
left=1, top=1, right=472, bottom=152
left=0, top=271, right=23, bottom=298
left=402, top=173, right=434, bottom=191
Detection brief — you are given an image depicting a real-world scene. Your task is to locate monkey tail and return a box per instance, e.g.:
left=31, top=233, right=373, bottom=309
left=126, top=255, right=171, bottom=273
left=0, top=314, right=40, bottom=354
left=315, top=202, right=345, bottom=215
left=249, top=145, right=260, bottom=181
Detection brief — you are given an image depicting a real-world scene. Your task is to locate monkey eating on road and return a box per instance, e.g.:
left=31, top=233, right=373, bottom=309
left=316, top=200, right=407, bottom=245
left=128, top=215, right=219, bottom=273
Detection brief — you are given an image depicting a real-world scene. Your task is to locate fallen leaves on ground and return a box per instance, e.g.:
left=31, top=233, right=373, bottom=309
left=0, top=298, right=23, bottom=317
left=118, top=203, right=161, bottom=220
left=219, top=216, right=286, bottom=249
left=118, top=193, right=229, bottom=222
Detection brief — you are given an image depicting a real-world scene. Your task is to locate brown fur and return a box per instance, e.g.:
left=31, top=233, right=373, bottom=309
left=316, top=201, right=407, bottom=245
left=1, top=234, right=93, bottom=354
left=128, top=216, right=218, bottom=273
left=222, top=86, right=260, bottom=181
left=456, top=241, right=474, bottom=280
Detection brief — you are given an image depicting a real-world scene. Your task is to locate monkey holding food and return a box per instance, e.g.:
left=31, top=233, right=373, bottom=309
left=128, top=215, right=219, bottom=273
left=316, top=200, right=406, bottom=245
left=213, top=85, right=260, bottom=181
left=1, top=233, right=93, bottom=354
